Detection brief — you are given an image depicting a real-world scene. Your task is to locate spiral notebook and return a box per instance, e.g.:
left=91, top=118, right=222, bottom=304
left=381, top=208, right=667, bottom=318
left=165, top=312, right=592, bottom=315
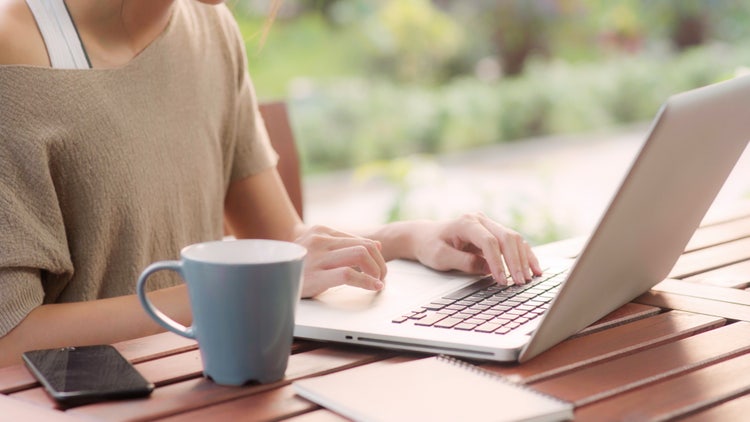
left=293, top=355, right=573, bottom=422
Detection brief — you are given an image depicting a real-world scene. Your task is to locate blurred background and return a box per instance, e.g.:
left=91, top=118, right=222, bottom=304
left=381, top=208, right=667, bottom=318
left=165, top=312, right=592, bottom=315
left=229, top=0, right=750, bottom=245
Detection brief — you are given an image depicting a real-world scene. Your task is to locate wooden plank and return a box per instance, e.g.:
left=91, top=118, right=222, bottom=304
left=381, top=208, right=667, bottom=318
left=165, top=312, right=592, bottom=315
left=158, top=384, right=316, bottom=422
left=531, top=322, right=750, bottom=405
left=113, top=332, right=197, bottom=364
left=66, top=347, right=392, bottom=421
left=575, top=351, right=750, bottom=421
left=2, top=337, right=323, bottom=402
left=480, top=311, right=723, bottom=384
left=680, top=392, right=750, bottom=421
left=669, top=237, right=750, bottom=279
left=0, top=395, right=83, bottom=421
left=136, top=349, right=203, bottom=386
left=0, top=332, right=198, bottom=395
left=684, top=217, right=750, bottom=252
left=573, top=303, right=660, bottom=338
left=652, top=279, right=750, bottom=305
left=159, top=354, right=417, bottom=421
left=10, top=349, right=206, bottom=409
left=0, top=365, right=36, bottom=395
left=636, top=291, right=750, bottom=321
left=532, top=213, right=750, bottom=260
left=283, top=408, right=348, bottom=422
left=683, top=260, right=750, bottom=288
left=701, top=201, right=750, bottom=227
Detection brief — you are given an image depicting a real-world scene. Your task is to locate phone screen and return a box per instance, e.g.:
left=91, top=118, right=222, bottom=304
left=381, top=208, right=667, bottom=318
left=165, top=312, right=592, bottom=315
left=22, top=345, right=154, bottom=407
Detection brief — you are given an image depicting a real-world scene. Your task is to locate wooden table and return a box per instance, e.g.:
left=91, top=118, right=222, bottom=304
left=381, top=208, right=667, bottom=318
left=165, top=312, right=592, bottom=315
left=4, top=207, right=750, bottom=421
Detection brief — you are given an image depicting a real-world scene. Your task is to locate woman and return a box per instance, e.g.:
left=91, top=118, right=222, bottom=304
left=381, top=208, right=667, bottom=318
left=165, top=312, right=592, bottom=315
left=0, top=0, right=541, bottom=366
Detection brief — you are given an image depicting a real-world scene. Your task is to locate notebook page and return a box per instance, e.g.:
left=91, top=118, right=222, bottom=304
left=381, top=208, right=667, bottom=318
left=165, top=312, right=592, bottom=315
left=293, top=355, right=573, bottom=422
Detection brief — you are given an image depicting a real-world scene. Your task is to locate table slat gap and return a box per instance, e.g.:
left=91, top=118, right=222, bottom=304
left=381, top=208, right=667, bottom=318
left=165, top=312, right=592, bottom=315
left=480, top=311, right=724, bottom=384
left=679, top=391, right=750, bottom=421
left=530, top=322, right=750, bottom=406
left=636, top=291, right=750, bottom=321
left=670, top=238, right=750, bottom=279
left=65, top=347, right=392, bottom=421
left=572, top=303, right=661, bottom=338
left=574, top=351, right=750, bottom=421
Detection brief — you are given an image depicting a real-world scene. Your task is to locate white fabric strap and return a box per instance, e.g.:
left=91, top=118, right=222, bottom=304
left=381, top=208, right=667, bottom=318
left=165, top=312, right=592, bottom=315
left=25, top=0, right=90, bottom=69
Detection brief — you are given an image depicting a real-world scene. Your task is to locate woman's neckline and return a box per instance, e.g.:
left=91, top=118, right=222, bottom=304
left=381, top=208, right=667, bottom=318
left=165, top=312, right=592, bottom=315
left=0, top=0, right=181, bottom=73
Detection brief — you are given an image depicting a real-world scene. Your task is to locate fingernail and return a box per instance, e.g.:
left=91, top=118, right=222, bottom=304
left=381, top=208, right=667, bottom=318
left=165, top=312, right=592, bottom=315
left=374, top=281, right=384, bottom=290
left=515, top=272, right=525, bottom=284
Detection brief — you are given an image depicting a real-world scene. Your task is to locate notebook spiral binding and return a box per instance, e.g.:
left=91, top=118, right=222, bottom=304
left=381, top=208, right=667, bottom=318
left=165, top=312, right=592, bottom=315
left=435, top=354, right=571, bottom=405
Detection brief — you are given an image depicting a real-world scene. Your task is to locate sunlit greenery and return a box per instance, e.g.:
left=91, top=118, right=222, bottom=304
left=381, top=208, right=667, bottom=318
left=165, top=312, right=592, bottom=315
left=229, top=0, right=750, bottom=242
left=232, top=1, right=750, bottom=173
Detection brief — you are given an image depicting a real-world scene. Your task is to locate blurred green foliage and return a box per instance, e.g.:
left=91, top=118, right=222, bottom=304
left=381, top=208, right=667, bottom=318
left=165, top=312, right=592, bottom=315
left=232, top=0, right=750, bottom=174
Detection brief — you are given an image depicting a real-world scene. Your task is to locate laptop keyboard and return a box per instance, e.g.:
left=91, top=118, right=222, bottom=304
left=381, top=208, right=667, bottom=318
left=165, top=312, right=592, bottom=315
left=392, top=270, right=566, bottom=335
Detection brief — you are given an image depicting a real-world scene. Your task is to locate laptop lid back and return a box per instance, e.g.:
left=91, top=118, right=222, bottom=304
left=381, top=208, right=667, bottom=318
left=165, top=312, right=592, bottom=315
left=520, top=75, right=750, bottom=362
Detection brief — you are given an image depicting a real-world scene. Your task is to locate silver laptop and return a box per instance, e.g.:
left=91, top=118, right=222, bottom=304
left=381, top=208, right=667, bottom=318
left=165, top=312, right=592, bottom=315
left=294, top=74, right=750, bottom=363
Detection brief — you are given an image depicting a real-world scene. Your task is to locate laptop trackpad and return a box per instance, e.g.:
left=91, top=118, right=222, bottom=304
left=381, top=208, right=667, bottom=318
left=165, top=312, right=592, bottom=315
left=304, top=260, right=480, bottom=314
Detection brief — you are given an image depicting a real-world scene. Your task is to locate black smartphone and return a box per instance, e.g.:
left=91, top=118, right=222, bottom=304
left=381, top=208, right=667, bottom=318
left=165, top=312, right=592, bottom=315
left=22, top=345, right=154, bottom=407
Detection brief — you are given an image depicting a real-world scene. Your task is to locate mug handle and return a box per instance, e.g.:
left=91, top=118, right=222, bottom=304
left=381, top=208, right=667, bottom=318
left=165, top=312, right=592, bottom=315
left=136, top=261, right=195, bottom=339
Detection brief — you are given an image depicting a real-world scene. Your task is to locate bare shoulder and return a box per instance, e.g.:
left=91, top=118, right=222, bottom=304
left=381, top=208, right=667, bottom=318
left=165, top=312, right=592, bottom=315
left=0, top=0, right=50, bottom=66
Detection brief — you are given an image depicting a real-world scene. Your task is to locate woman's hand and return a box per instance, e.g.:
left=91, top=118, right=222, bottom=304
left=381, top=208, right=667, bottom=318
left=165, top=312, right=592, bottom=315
left=295, top=225, right=388, bottom=298
left=407, top=213, right=543, bottom=285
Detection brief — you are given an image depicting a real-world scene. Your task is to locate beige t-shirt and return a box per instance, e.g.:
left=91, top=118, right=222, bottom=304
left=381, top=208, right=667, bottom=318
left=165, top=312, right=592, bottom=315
left=0, top=0, right=278, bottom=336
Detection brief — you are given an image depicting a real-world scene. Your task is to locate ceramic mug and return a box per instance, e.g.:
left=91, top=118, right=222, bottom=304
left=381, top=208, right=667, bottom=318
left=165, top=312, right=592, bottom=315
left=136, top=239, right=306, bottom=385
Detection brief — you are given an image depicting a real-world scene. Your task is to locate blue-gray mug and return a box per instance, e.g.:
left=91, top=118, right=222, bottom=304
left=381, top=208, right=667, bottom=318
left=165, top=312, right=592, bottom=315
left=136, top=239, right=306, bottom=386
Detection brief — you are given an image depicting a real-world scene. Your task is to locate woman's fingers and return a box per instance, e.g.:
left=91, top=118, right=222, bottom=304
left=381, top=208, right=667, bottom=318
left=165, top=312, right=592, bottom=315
left=316, top=244, right=387, bottom=281
left=296, top=225, right=387, bottom=298
left=301, top=267, right=385, bottom=298
left=426, top=213, right=542, bottom=286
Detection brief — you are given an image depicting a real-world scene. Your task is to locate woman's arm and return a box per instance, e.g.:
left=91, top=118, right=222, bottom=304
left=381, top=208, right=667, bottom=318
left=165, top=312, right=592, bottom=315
left=0, top=285, right=190, bottom=367
left=361, top=215, right=543, bottom=285
left=224, top=166, right=542, bottom=298
left=224, top=167, right=387, bottom=298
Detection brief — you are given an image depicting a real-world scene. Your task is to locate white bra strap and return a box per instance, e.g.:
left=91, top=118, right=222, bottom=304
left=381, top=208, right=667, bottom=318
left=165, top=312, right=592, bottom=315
left=25, top=0, right=90, bottom=69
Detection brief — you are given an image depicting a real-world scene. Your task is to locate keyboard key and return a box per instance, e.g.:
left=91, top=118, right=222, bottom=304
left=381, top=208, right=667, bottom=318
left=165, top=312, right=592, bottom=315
left=446, top=304, right=467, bottom=311
left=493, top=315, right=514, bottom=323
left=491, top=304, right=513, bottom=312
left=414, top=313, right=449, bottom=326
left=472, top=314, right=494, bottom=321
left=435, top=317, right=464, bottom=328
left=469, top=304, right=491, bottom=311
left=515, top=304, right=536, bottom=312
left=442, top=277, right=496, bottom=300
left=454, top=323, right=479, bottom=331
left=475, top=322, right=503, bottom=333
left=402, top=268, right=570, bottom=334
